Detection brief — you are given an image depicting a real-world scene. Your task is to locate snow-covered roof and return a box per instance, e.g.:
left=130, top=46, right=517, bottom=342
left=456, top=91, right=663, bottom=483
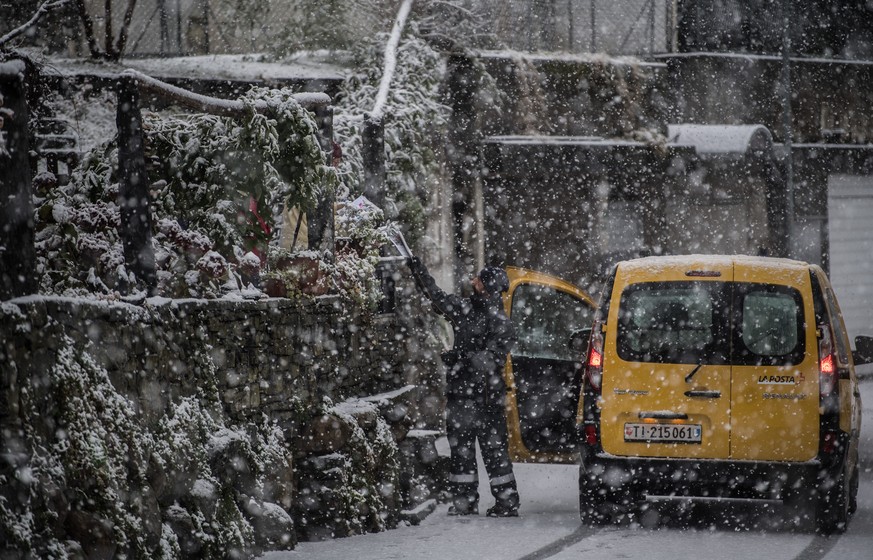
left=475, top=49, right=667, bottom=69
left=667, top=124, right=773, bottom=156
left=617, top=254, right=810, bottom=274
left=42, top=53, right=346, bottom=84
left=653, top=51, right=873, bottom=68
left=484, top=135, right=652, bottom=147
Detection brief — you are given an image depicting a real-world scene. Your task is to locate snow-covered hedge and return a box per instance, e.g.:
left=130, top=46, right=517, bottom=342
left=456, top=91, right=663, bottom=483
left=1, top=338, right=294, bottom=559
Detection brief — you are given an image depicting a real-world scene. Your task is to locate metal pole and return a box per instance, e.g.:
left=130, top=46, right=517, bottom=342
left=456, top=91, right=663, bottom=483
left=0, top=60, right=36, bottom=299
left=159, top=0, right=169, bottom=55
left=590, top=0, right=596, bottom=52
left=176, top=0, right=183, bottom=55
left=309, top=105, right=335, bottom=255
left=649, top=0, right=656, bottom=54
left=781, top=0, right=794, bottom=258
left=568, top=0, right=574, bottom=51
left=116, top=76, right=157, bottom=293
left=362, top=113, right=386, bottom=208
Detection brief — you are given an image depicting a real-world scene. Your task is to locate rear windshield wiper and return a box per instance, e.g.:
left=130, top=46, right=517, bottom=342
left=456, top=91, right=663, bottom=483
left=685, top=363, right=703, bottom=383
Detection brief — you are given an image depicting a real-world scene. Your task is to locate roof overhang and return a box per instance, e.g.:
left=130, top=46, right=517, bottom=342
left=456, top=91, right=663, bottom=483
left=667, top=124, right=773, bottom=158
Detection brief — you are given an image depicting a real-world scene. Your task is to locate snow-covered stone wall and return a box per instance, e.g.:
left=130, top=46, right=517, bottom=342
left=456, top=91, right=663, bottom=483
left=0, top=259, right=446, bottom=557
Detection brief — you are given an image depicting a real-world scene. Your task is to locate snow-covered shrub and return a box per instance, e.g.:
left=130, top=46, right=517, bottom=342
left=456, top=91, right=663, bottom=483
left=329, top=198, right=390, bottom=309
left=1, top=337, right=155, bottom=558
left=333, top=31, right=449, bottom=245
left=150, top=398, right=296, bottom=558
left=322, top=398, right=401, bottom=535
left=1, top=335, right=296, bottom=558
left=34, top=87, right=336, bottom=299
left=152, top=397, right=255, bottom=558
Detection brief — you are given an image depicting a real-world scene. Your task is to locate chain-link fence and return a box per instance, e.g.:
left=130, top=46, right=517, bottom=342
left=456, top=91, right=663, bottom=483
left=479, top=0, right=673, bottom=56
left=2, top=0, right=676, bottom=57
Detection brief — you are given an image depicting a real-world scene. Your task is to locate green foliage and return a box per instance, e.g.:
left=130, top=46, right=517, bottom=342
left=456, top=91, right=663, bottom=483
left=272, top=0, right=395, bottom=55
left=33, top=87, right=336, bottom=299
left=330, top=199, right=390, bottom=309
left=2, top=337, right=153, bottom=558
left=328, top=402, right=400, bottom=535
left=333, top=31, right=449, bottom=247
left=4, top=338, right=295, bottom=558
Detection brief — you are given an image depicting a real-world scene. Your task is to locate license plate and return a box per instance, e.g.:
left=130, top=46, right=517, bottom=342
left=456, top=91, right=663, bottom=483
left=624, top=423, right=702, bottom=443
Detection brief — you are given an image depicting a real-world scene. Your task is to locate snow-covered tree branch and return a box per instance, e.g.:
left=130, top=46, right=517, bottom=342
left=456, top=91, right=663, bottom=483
left=120, top=69, right=331, bottom=116
left=0, top=0, right=70, bottom=48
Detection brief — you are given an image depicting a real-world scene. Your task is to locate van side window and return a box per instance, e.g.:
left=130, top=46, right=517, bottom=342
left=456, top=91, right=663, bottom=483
left=823, top=285, right=851, bottom=366
left=511, top=284, right=594, bottom=360
left=810, top=270, right=851, bottom=366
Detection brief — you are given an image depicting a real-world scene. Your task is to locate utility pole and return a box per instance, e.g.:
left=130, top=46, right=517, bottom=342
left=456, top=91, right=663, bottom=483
left=781, top=0, right=794, bottom=258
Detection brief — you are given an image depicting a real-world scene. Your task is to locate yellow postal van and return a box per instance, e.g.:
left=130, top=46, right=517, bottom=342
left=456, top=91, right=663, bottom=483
left=577, top=255, right=872, bottom=533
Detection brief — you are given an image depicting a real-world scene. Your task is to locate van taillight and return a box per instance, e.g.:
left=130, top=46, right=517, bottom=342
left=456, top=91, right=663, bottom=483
left=821, top=431, right=839, bottom=454
left=818, top=324, right=837, bottom=397
left=586, top=326, right=604, bottom=393
left=583, top=424, right=599, bottom=445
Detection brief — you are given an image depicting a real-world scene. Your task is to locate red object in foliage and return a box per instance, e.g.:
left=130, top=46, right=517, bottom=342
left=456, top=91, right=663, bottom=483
left=249, top=197, right=271, bottom=236
left=332, top=141, right=343, bottom=167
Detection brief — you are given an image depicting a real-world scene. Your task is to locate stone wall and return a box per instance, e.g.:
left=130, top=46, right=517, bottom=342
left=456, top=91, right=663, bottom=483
left=0, top=259, right=447, bottom=557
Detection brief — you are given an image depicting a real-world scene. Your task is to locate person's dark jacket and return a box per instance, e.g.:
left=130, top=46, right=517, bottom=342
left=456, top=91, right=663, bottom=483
left=409, top=257, right=516, bottom=405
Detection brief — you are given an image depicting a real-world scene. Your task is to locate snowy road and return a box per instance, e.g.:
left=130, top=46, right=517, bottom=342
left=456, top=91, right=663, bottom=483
left=265, top=379, right=873, bottom=560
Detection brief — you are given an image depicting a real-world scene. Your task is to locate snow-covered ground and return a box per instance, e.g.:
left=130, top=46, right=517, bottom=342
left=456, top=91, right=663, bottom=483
left=265, top=379, right=873, bottom=560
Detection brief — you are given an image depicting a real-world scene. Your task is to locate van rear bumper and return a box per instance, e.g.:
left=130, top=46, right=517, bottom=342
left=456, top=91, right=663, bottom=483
left=581, top=450, right=825, bottom=501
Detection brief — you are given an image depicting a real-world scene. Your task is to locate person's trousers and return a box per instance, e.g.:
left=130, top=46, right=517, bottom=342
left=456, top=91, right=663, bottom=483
left=445, top=397, right=520, bottom=511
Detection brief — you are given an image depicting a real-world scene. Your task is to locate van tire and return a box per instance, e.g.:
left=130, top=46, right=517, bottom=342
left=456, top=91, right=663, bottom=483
left=815, top=465, right=850, bottom=535
left=579, top=469, right=608, bottom=525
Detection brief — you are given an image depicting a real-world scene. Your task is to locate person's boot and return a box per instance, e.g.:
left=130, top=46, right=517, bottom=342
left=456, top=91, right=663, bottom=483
left=448, top=496, right=478, bottom=516
left=447, top=504, right=479, bottom=516
left=485, top=502, right=519, bottom=517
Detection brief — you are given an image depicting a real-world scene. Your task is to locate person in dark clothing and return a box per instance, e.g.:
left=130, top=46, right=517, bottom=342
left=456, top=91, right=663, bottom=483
left=408, top=257, right=520, bottom=517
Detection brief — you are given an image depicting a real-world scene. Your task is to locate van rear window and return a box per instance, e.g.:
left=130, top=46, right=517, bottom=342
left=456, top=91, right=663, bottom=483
left=734, top=284, right=806, bottom=366
left=617, top=282, right=731, bottom=365
left=616, top=282, right=805, bottom=366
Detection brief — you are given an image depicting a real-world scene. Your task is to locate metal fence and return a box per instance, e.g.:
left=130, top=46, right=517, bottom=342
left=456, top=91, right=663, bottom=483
left=481, top=0, right=673, bottom=56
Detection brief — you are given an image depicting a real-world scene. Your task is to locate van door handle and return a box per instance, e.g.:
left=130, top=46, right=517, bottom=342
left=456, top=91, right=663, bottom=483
left=684, top=390, right=721, bottom=398
left=639, top=411, right=688, bottom=420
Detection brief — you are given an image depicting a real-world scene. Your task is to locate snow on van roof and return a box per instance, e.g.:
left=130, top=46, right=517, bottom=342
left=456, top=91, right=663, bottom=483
left=616, top=254, right=811, bottom=273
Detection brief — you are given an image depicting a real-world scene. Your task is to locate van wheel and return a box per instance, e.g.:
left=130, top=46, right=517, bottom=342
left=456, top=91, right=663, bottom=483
left=816, top=466, right=850, bottom=535
left=848, top=458, right=860, bottom=515
left=579, top=468, right=608, bottom=525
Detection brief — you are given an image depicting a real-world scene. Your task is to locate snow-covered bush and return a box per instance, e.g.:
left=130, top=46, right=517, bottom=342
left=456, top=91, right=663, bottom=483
left=2, top=337, right=296, bottom=558
left=329, top=198, right=390, bottom=309
left=323, top=398, right=401, bottom=535
left=333, top=30, right=449, bottom=245
left=34, top=87, right=336, bottom=299
left=2, top=337, right=155, bottom=558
